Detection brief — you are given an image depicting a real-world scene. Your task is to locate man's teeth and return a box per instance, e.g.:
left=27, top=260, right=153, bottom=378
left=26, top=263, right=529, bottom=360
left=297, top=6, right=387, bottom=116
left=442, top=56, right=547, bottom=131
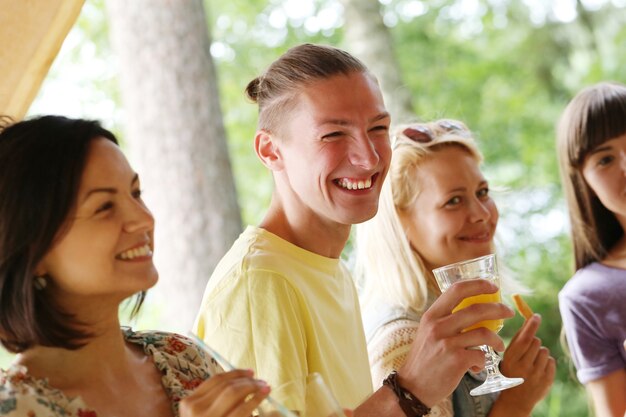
left=338, top=178, right=372, bottom=190
left=118, top=244, right=152, bottom=260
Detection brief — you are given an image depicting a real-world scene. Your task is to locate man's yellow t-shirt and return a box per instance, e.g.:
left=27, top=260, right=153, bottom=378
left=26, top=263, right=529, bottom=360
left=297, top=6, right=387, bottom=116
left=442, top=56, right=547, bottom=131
left=193, top=226, right=373, bottom=412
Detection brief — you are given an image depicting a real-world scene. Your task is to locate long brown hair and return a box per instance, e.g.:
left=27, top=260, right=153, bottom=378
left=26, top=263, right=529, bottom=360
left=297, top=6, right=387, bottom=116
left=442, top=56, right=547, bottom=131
left=556, top=82, right=626, bottom=269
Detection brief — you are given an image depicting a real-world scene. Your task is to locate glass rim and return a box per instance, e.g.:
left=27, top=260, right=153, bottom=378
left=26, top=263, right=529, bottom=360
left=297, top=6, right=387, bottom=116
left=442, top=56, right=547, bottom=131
left=431, top=253, right=496, bottom=274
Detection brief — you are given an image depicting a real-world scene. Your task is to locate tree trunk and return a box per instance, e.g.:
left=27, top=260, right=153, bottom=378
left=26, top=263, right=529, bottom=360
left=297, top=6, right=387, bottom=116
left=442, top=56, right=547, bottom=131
left=106, top=0, right=241, bottom=332
left=340, top=0, right=415, bottom=123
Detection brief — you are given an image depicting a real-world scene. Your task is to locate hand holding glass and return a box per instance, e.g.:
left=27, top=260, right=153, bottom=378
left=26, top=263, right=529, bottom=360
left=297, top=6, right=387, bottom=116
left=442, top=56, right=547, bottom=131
left=188, top=332, right=297, bottom=417
left=432, top=254, right=523, bottom=396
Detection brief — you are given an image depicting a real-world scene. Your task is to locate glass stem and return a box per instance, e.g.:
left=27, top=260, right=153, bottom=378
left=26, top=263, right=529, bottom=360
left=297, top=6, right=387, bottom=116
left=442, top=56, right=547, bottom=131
left=481, top=345, right=501, bottom=378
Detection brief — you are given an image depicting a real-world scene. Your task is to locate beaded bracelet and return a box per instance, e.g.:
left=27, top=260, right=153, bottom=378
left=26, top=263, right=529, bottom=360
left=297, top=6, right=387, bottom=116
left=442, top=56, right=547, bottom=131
left=382, top=371, right=431, bottom=417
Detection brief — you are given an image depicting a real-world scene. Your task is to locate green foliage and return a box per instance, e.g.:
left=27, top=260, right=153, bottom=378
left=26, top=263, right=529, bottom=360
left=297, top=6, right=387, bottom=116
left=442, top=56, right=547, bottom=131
left=205, top=3, right=625, bottom=413
left=5, top=2, right=626, bottom=415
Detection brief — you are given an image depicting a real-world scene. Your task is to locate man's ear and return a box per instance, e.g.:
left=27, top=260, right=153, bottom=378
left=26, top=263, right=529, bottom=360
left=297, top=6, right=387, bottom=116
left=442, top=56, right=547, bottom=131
left=254, top=130, right=284, bottom=171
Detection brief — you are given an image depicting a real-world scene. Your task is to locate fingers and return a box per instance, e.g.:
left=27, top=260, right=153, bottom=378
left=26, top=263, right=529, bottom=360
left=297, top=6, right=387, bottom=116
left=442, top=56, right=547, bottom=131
left=429, top=301, right=512, bottom=348
left=205, top=378, right=268, bottom=415
left=456, top=345, right=488, bottom=370
left=535, top=349, right=556, bottom=387
left=425, top=280, right=514, bottom=339
left=531, top=341, right=556, bottom=379
left=501, top=325, right=556, bottom=387
left=188, top=369, right=256, bottom=400
left=179, top=369, right=270, bottom=417
left=399, top=280, right=514, bottom=406
left=495, top=310, right=556, bottom=410
left=533, top=346, right=551, bottom=370
left=512, top=314, right=541, bottom=345
left=543, top=355, right=557, bottom=381
left=452, top=326, right=507, bottom=353
left=225, top=390, right=269, bottom=417
left=429, top=279, right=499, bottom=317
left=504, top=314, right=541, bottom=362
left=494, top=349, right=555, bottom=412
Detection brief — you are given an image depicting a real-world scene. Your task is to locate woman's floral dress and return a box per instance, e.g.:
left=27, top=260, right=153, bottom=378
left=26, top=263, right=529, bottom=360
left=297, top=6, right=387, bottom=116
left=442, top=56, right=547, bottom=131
left=0, top=328, right=223, bottom=416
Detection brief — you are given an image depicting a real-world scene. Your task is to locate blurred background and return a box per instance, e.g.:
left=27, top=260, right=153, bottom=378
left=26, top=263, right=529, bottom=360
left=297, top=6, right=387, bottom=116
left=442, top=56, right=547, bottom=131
left=3, top=0, right=626, bottom=415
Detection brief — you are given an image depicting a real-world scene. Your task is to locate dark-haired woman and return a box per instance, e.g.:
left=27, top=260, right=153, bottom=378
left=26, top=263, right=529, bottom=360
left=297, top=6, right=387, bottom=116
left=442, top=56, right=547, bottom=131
left=0, top=116, right=269, bottom=417
left=557, top=82, right=626, bottom=417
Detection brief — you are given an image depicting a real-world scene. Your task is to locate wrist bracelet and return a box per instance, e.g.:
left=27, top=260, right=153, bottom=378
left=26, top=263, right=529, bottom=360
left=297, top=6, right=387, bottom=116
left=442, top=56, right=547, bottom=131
left=382, top=371, right=431, bottom=417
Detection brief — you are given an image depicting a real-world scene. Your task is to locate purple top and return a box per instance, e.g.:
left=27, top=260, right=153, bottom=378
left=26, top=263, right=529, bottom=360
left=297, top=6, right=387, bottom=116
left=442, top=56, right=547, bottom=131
left=558, top=262, right=626, bottom=384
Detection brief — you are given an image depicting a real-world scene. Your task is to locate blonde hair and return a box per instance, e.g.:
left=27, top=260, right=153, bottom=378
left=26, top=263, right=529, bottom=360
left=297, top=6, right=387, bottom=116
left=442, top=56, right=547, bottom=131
left=355, top=119, right=518, bottom=314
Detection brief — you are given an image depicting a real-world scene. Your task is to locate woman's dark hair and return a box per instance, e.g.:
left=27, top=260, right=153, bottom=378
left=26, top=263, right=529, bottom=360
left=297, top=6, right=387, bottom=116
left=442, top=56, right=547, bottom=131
left=0, top=115, right=146, bottom=353
left=557, top=82, right=626, bottom=269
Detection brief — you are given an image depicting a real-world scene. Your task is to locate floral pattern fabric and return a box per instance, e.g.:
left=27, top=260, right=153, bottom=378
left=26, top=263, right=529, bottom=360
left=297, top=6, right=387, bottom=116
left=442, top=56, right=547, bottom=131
left=0, top=328, right=222, bottom=416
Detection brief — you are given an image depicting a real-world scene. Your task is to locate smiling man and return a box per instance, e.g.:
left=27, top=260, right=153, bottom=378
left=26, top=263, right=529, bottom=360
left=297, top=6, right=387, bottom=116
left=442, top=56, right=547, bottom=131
left=193, top=44, right=513, bottom=417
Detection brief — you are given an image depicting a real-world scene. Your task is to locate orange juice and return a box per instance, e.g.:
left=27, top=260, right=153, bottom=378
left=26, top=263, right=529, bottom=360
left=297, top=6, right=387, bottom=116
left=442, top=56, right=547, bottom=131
left=452, top=290, right=503, bottom=332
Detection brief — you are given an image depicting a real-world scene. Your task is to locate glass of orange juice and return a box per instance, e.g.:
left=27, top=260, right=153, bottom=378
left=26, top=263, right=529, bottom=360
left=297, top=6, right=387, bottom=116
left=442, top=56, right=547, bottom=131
left=432, top=254, right=523, bottom=396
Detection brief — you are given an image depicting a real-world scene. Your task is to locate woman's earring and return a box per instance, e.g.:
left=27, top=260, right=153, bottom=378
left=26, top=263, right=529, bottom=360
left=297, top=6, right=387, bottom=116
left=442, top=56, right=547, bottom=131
left=34, top=276, right=47, bottom=290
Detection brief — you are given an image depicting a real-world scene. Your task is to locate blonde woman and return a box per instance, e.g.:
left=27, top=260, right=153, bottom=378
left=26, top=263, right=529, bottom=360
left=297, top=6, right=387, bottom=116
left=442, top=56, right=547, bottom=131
left=355, top=120, right=555, bottom=417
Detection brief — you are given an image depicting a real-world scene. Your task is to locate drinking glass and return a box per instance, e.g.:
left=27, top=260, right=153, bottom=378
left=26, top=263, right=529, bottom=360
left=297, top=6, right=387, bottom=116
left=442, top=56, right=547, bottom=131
left=187, top=332, right=297, bottom=417
left=305, top=372, right=346, bottom=417
left=432, top=254, right=523, bottom=396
